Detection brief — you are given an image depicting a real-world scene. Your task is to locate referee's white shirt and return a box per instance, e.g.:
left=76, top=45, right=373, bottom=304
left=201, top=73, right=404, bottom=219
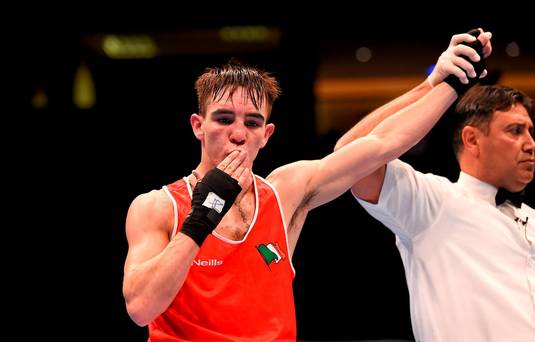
left=356, top=159, right=535, bottom=342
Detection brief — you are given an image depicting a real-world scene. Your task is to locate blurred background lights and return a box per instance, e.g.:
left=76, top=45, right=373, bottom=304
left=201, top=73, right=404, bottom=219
left=73, top=62, right=96, bottom=109
left=219, top=26, right=271, bottom=42
left=506, top=41, right=520, bottom=57
left=102, top=35, right=157, bottom=59
left=426, top=64, right=436, bottom=76
left=355, top=46, right=372, bottom=62
left=31, top=87, right=48, bottom=109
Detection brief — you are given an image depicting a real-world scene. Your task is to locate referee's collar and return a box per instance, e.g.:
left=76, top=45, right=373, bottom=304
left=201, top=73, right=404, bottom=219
left=457, top=171, right=498, bottom=206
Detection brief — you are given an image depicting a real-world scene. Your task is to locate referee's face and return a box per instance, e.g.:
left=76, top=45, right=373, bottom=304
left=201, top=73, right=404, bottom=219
left=478, top=104, right=535, bottom=192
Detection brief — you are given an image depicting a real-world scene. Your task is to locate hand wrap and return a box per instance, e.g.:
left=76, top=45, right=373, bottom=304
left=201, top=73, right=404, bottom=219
left=180, top=168, right=242, bottom=246
left=444, top=29, right=486, bottom=95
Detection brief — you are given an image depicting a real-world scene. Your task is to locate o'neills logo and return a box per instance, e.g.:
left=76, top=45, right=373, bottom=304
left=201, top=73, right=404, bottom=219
left=192, top=259, right=223, bottom=267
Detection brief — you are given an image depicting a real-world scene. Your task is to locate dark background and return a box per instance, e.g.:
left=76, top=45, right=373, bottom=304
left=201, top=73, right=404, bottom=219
left=16, top=9, right=534, bottom=341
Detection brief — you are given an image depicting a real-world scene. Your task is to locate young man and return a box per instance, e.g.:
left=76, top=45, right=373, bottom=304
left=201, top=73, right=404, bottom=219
left=336, top=32, right=535, bottom=340
left=122, top=29, right=490, bottom=340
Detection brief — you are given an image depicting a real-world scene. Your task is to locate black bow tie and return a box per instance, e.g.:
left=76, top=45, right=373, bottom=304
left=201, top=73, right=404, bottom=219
left=495, top=188, right=525, bottom=208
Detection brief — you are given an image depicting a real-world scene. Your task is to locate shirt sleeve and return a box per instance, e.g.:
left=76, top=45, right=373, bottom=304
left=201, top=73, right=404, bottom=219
left=354, top=159, right=451, bottom=241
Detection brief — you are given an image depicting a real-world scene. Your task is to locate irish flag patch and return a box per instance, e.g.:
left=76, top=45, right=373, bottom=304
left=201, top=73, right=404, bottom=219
left=256, top=242, right=285, bottom=270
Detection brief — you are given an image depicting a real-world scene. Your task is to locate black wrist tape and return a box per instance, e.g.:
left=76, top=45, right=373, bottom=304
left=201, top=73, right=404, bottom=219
left=180, top=168, right=242, bottom=246
left=444, top=29, right=486, bottom=95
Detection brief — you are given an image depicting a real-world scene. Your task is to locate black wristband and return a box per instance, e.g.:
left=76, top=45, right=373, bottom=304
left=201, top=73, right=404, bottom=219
left=444, top=29, right=486, bottom=95
left=180, top=168, right=242, bottom=246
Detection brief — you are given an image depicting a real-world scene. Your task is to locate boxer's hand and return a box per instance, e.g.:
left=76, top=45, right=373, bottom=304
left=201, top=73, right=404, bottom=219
left=180, top=151, right=246, bottom=246
left=428, top=29, right=492, bottom=88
